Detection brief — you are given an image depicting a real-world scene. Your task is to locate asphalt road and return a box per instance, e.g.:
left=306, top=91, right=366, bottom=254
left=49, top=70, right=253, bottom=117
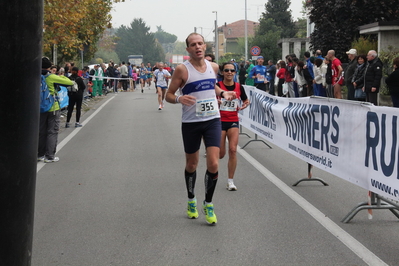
left=33, top=87, right=399, bottom=266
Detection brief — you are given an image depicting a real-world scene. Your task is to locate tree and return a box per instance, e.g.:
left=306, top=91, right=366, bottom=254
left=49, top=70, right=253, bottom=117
left=98, top=28, right=119, bottom=52
left=295, top=1, right=308, bottom=38
left=262, top=0, right=297, bottom=38
left=154, top=26, right=178, bottom=44
left=308, top=0, right=399, bottom=61
left=251, top=18, right=283, bottom=62
left=115, top=18, right=165, bottom=64
left=154, top=26, right=178, bottom=60
left=43, top=0, right=120, bottom=63
left=252, top=0, right=296, bottom=61
left=93, top=49, right=120, bottom=65
left=236, top=37, right=246, bottom=57
left=295, top=18, right=307, bottom=38
left=172, top=42, right=188, bottom=55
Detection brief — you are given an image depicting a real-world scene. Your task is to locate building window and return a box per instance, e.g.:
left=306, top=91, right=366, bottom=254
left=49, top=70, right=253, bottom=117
left=228, top=28, right=232, bottom=35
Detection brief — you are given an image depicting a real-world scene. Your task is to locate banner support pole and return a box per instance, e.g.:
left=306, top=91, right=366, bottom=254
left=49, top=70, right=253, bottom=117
left=292, top=163, right=329, bottom=186
left=239, top=125, right=251, bottom=138
left=241, top=133, right=272, bottom=149
left=341, top=192, right=399, bottom=223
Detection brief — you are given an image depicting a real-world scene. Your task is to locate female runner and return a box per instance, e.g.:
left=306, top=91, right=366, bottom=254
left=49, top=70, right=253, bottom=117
left=218, top=62, right=250, bottom=190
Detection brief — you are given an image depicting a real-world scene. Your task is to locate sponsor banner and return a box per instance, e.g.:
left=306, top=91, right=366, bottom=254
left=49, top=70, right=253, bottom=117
left=239, top=86, right=399, bottom=201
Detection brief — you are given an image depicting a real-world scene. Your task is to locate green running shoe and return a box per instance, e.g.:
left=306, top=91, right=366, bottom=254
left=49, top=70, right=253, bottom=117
left=187, top=199, right=199, bottom=219
left=202, top=201, right=217, bottom=225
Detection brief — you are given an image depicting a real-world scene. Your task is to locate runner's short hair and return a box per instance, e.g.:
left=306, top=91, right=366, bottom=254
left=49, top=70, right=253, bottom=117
left=185, top=33, right=205, bottom=47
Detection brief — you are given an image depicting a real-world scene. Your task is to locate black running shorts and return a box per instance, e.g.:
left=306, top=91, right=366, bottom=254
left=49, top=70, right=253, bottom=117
left=221, top=121, right=239, bottom=131
left=181, top=118, right=221, bottom=154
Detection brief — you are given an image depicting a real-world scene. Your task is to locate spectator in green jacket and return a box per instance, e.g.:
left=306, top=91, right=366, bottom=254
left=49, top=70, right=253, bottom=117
left=245, top=60, right=254, bottom=86
left=38, top=57, right=73, bottom=163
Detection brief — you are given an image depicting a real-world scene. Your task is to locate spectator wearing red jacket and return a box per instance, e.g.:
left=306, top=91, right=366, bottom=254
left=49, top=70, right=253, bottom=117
left=276, top=60, right=286, bottom=96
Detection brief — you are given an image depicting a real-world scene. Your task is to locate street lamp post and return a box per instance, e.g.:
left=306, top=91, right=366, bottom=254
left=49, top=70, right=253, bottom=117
left=212, top=11, right=218, bottom=63
left=245, top=0, right=248, bottom=62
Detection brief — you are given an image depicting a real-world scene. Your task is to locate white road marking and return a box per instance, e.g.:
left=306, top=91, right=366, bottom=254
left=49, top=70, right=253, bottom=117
left=237, top=146, right=388, bottom=266
left=36, top=96, right=115, bottom=173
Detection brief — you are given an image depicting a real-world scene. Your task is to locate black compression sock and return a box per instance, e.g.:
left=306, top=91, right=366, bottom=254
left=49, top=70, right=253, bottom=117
left=185, top=170, right=197, bottom=199
left=204, top=170, right=218, bottom=203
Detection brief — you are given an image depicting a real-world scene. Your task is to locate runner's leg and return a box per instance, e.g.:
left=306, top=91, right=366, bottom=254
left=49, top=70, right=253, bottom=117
left=185, top=151, right=199, bottom=198
left=161, top=88, right=167, bottom=107
left=219, top=130, right=227, bottom=159
left=157, top=86, right=162, bottom=108
left=205, top=145, right=219, bottom=203
left=334, top=84, right=342, bottom=99
left=226, top=127, right=239, bottom=180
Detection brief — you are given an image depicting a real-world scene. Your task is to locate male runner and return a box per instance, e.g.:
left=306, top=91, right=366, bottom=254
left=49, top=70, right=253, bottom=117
left=153, top=62, right=171, bottom=110
left=146, top=62, right=153, bottom=89
left=165, top=33, right=236, bottom=225
left=138, top=63, right=147, bottom=93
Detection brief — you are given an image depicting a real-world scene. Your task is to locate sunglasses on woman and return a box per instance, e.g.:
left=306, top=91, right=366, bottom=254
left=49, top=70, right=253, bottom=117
left=223, top=69, right=236, bottom=73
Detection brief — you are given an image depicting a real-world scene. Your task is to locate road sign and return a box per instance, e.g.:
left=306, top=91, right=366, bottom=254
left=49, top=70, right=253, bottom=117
left=250, top=46, right=261, bottom=56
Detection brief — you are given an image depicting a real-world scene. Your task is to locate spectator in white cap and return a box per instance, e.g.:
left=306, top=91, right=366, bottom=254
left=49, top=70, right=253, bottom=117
left=364, top=50, right=383, bottom=105
left=345, top=48, right=358, bottom=100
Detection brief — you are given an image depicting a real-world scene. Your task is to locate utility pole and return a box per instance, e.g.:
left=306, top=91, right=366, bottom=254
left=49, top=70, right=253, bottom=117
left=245, top=0, right=248, bottom=62
left=212, top=11, right=218, bottom=63
left=0, top=0, right=42, bottom=265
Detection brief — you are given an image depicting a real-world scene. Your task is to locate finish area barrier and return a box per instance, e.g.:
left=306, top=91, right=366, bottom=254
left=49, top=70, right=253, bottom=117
left=239, top=85, right=399, bottom=203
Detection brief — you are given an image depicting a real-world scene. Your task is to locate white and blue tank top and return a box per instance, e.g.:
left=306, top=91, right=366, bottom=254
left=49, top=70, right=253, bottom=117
left=179, top=60, right=220, bottom=123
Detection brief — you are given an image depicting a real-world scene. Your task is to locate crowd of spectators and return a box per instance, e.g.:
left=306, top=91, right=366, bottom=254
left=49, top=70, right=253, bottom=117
left=239, top=49, right=398, bottom=107
left=38, top=50, right=399, bottom=164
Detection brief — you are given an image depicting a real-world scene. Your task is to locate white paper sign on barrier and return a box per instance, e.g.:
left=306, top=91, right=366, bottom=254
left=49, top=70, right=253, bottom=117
left=239, top=86, right=399, bottom=201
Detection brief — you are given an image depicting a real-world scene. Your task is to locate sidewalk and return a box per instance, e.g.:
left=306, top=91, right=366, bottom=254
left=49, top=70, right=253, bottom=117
left=58, top=94, right=111, bottom=132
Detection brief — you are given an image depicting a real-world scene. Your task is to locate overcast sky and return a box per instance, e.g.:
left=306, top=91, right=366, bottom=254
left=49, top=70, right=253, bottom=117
left=111, top=0, right=304, bottom=42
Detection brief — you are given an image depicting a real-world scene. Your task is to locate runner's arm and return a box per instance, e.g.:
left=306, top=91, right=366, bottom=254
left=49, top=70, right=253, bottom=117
left=165, top=64, right=195, bottom=106
left=337, top=65, right=343, bottom=79
left=210, top=62, right=236, bottom=101
left=52, top=75, right=74, bottom=86
left=239, top=84, right=250, bottom=110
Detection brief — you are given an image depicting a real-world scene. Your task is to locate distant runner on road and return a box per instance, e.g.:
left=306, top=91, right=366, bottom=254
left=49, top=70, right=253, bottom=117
left=146, top=62, right=153, bottom=89
left=153, top=62, right=171, bottom=110
left=139, top=63, right=147, bottom=93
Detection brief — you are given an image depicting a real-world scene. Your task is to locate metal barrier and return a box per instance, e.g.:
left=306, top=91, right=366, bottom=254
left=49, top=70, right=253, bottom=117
left=292, top=163, right=329, bottom=187
left=342, top=192, right=399, bottom=223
